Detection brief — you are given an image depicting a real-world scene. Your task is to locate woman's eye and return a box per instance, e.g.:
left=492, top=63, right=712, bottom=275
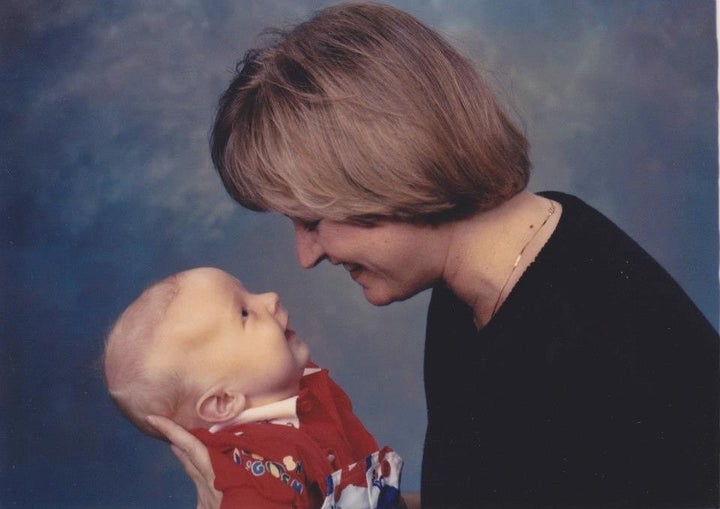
left=303, top=220, right=320, bottom=232
left=241, top=308, right=249, bottom=318
left=289, top=216, right=321, bottom=232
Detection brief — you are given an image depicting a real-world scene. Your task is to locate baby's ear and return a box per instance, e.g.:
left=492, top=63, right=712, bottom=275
left=196, top=386, right=246, bottom=423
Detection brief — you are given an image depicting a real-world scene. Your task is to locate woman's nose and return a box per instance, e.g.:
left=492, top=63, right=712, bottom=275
left=293, top=223, right=326, bottom=269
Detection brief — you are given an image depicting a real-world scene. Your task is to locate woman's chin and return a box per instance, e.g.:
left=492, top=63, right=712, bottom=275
left=361, top=285, right=402, bottom=307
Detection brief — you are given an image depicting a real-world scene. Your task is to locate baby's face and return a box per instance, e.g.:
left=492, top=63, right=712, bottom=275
left=148, top=268, right=310, bottom=407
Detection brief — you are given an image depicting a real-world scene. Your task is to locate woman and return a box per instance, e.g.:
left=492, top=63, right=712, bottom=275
left=150, top=3, right=718, bottom=508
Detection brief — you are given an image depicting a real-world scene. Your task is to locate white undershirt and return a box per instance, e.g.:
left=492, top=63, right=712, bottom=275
left=208, top=367, right=322, bottom=434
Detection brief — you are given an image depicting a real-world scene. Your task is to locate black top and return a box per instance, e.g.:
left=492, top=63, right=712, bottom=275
left=421, top=192, right=719, bottom=509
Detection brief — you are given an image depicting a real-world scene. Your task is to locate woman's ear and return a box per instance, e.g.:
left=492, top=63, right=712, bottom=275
left=195, top=386, right=246, bottom=423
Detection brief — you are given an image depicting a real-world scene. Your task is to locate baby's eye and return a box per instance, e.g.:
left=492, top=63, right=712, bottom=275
left=241, top=308, right=249, bottom=318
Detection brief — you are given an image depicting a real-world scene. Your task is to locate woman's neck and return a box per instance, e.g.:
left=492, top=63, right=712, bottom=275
left=442, top=192, right=561, bottom=328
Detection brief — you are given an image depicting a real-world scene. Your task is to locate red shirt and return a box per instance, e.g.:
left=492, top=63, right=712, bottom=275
left=192, top=367, right=378, bottom=508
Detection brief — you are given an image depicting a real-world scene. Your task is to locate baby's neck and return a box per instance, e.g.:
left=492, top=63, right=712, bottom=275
left=208, top=394, right=301, bottom=433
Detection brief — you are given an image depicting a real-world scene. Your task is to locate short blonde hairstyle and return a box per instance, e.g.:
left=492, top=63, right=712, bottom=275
left=212, top=1, right=530, bottom=224
left=103, top=275, right=191, bottom=438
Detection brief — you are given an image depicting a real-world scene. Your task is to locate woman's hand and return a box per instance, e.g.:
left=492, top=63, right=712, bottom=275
left=147, top=415, right=222, bottom=509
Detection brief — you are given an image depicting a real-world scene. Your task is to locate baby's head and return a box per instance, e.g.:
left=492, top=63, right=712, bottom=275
left=103, top=267, right=310, bottom=438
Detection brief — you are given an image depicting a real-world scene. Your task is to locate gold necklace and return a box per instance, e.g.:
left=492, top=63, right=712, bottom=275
left=489, top=199, right=556, bottom=320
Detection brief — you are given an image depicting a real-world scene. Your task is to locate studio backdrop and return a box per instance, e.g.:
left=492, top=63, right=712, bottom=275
left=2, top=1, right=717, bottom=507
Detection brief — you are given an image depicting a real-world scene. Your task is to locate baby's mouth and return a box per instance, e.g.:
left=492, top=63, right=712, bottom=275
left=342, top=263, right=362, bottom=273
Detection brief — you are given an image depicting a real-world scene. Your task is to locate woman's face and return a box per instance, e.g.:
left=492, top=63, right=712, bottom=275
left=290, top=218, right=448, bottom=306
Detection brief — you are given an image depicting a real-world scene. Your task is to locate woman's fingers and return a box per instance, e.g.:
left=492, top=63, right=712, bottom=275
left=147, top=415, right=213, bottom=475
left=146, top=415, right=222, bottom=509
left=170, top=444, right=205, bottom=483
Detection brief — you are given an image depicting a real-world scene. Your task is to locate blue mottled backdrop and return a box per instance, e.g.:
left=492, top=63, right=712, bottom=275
left=1, top=1, right=717, bottom=507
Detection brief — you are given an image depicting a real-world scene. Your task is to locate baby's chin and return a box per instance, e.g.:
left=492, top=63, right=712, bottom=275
left=296, top=341, right=312, bottom=367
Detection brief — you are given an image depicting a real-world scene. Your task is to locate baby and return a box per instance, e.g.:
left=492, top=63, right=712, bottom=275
left=103, top=267, right=402, bottom=509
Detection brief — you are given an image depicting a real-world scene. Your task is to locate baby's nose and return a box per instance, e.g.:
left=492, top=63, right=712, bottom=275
left=259, top=292, right=280, bottom=314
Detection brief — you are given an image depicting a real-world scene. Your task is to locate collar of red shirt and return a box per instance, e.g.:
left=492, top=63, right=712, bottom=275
left=208, top=366, right=322, bottom=434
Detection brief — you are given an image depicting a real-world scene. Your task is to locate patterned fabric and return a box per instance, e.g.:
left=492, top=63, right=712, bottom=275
left=192, top=366, right=402, bottom=508
left=321, top=447, right=403, bottom=509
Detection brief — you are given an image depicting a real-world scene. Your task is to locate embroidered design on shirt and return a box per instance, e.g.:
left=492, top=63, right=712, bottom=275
left=231, top=448, right=305, bottom=494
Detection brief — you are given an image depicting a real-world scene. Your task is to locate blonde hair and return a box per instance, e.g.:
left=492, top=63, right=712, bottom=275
left=103, top=275, right=191, bottom=438
left=211, top=1, right=530, bottom=224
